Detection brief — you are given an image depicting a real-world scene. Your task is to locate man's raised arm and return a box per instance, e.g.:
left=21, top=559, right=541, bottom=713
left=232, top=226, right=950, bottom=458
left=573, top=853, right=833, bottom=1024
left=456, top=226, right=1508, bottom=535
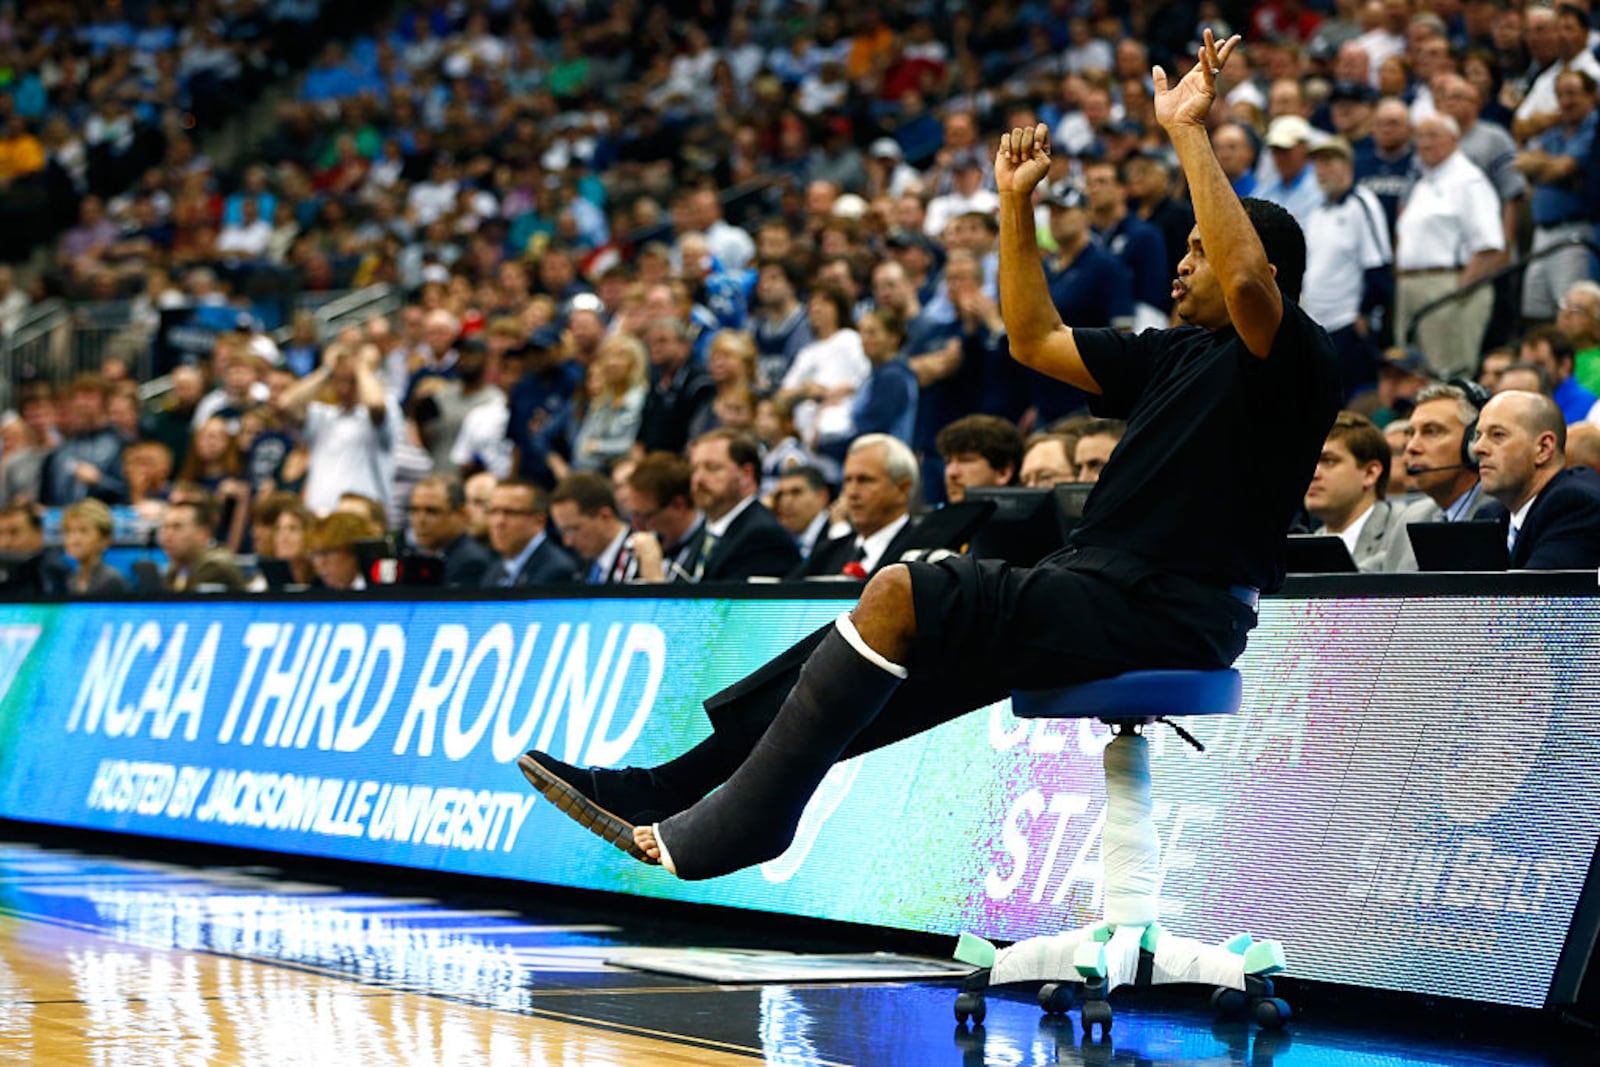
left=1154, top=31, right=1283, bottom=359
left=997, top=125, right=1101, bottom=395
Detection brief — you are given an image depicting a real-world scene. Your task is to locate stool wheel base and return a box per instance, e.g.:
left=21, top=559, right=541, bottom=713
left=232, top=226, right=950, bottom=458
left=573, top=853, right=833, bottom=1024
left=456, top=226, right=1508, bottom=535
left=953, top=991, right=987, bottom=1025
left=1037, top=982, right=1076, bottom=1015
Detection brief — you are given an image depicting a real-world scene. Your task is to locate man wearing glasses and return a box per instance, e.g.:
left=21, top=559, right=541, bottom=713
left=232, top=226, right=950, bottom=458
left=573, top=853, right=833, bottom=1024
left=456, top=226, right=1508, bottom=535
left=407, top=474, right=495, bottom=587
left=481, top=479, right=579, bottom=588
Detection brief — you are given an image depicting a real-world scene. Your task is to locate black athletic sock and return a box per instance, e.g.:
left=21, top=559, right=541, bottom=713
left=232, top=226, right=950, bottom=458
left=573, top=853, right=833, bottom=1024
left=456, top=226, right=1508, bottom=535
left=653, top=619, right=905, bottom=880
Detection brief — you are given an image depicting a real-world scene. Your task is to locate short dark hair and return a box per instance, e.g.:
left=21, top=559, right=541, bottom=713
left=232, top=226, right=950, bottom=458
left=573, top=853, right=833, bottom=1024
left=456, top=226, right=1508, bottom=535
left=1327, top=410, right=1391, bottom=497
left=629, top=452, right=692, bottom=507
left=1240, top=197, right=1306, bottom=303
left=0, top=504, right=41, bottom=531
left=413, top=474, right=466, bottom=510
left=693, top=428, right=762, bottom=478
left=493, top=478, right=550, bottom=515
left=935, top=414, right=1025, bottom=480
left=807, top=282, right=855, bottom=328
left=1078, top=418, right=1126, bottom=443
left=1521, top=324, right=1575, bottom=369
left=338, top=491, right=388, bottom=531
left=1501, top=359, right=1554, bottom=395
left=551, top=471, right=619, bottom=516
left=778, top=465, right=830, bottom=494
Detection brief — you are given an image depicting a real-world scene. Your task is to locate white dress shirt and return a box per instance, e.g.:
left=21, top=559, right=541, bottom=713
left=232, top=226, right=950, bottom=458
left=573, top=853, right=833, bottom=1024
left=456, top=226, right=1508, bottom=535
left=857, top=513, right=911, bottom=572
left=1303, top=185, right=1392, bottom=332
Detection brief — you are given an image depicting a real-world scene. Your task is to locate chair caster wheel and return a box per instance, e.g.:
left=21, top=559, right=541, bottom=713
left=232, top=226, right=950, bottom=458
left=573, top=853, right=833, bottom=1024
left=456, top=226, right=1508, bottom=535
left=1252, top=996, right=1292, bottom=1030
left=1038, top=982, right=1075, bottom=1015
left=1211, top=986, right=1248, bottom=1019
left=954, top=991, right=987, bottom=1025
left=1080, top=998, right=1113, bottom=1037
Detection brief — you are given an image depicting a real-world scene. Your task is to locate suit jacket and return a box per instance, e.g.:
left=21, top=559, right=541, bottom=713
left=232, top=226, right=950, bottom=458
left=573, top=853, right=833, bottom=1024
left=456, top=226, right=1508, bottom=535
left=794, top=516, right=923, bottom=579
left=699, top=500, right=800, bottom=581
left=1377, top=485, right=1498, bottom=573
left=440, top=532, right=496, bottom=588
left=1314, top=498, right=1398, bottom=573
left=165, top=547, right=246, bottom=592
left=1482, top=467, right=1600, bottom=569
left=72, top=560, right=130, bottom=595
left=484, top=536, right=581, bottom=588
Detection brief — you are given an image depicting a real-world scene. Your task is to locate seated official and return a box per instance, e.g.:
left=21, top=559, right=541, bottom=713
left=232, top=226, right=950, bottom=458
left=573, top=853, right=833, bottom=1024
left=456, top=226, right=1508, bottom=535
left=407, top=474, right=496, bottom=587
left=482, top=478, right=581, bottom=587
left=794, top=434, right=922, bottom=579
left=1019, top=433, right=1078, bottom=487
left=307, top=511, right=380, bottom=591
left=1072, top=418, right=1125, bottom=483
left=1379, top=383, right=1498, bottom=572
left=62, top=498, right=129, bottom=595
left=0, top=504, right=71, bottom=593
left=627, top=451, right=705, bottom=582
left=681, top=428, right=800, bottom=581
left=1304, top=411, right=1398, bottom=571
left=936, top=414, right=1023, bottom=503
left=550, top=471, right=644, bottom=584
left=159, top=497, right=246, bottom=592
left=1475, top=391, right=1600, bottom=568
left=770, top=465, right=835, bottom=560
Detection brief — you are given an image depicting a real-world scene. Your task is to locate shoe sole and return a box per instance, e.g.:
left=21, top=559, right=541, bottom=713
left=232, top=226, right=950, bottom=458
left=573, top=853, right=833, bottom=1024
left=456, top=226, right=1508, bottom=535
left=516, top=754, right=658, bottom=864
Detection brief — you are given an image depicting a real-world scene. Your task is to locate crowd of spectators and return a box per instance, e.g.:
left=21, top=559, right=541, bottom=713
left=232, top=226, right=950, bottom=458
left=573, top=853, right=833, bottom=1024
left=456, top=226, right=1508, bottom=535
left=4, top=0, right=1600, bottom=595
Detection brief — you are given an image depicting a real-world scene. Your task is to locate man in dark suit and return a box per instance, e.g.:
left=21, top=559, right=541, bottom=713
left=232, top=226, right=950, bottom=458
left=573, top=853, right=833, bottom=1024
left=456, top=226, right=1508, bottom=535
left=685, top=429, right=799, bottom=581
left=408, top=474, right=496, bottom=587
left=481, top=478, right=580, bottom=587
left=1474, top=391, right=1600, bottom=568
left=159, top=497, right=246, bottom=592
left=550, top=471, right=642, bottom=584
left=796, top=434, right=921, bottom=579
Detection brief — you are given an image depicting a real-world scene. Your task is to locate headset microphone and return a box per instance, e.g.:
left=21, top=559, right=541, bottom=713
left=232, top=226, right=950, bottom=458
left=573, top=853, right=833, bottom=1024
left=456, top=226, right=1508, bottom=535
left=1405, top=462, right=1471, bottom=475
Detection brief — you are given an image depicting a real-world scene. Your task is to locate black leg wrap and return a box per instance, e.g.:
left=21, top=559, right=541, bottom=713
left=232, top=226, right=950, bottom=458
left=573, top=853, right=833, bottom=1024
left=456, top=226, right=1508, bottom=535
left=653, top=624, right=904, bottom=880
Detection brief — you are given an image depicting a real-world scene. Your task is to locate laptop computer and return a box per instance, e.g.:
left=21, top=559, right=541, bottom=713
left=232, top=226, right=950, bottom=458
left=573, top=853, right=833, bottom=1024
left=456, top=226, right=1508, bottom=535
left=1407, top=520, right=1508, bottom=572
left=1283, top=534, right=1358, bottom=573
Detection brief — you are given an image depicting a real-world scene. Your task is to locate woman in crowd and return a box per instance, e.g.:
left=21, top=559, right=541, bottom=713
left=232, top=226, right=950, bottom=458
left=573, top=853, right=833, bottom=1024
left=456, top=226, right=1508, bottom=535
left=306, top=511, right=379, bottom=591
left=61, top=498, right=128, bottom=595
left=777, top=284, right=869, bottom=448
left=569, top=333, right=648, bottom=473
left=271, top=496, right=318, bottom=587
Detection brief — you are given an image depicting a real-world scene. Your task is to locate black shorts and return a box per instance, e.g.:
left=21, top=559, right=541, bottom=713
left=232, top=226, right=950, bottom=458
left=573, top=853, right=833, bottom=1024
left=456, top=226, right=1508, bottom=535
left=902, top=547, right=1257, bottom=692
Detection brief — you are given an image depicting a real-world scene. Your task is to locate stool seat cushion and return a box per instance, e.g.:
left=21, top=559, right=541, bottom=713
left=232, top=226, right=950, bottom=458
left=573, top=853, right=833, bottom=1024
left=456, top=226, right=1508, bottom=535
left=1010, top=669, right=1243, bottom=721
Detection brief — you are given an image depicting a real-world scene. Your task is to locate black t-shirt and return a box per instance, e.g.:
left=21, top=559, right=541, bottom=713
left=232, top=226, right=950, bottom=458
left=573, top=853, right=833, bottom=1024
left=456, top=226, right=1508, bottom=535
left=1070, top=298, right=1341, bottom=592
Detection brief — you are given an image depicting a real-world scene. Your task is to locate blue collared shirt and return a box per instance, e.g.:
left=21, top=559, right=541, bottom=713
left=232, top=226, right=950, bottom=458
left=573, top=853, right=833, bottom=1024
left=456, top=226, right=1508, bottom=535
left=1443, top=481, right=1483, bottom=523
left=1532, top=111, right=1596, bottom=226
left=498, top=531, right=547, bottom=584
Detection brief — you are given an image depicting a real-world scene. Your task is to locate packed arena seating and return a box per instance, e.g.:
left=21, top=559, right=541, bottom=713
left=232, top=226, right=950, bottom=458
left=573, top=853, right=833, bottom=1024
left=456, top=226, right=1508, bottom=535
left=2, top=0, right=1599, bottom=595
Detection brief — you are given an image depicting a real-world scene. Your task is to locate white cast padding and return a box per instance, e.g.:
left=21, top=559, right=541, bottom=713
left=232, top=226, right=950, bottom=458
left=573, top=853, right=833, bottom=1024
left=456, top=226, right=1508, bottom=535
left=834, top=614, right=909, bottom=679
left=1102, top=924, right=1145, bottom=992
left=1151, top=931, right=1247, bottom=990
left=989, top=926, right=1098, bottom=985
left=1103, top=733, right=1161, bottom=925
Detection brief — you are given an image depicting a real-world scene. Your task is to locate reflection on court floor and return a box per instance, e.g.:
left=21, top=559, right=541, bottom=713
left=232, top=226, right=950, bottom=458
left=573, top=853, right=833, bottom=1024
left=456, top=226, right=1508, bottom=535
left=0, top=841, right=1587, bottom=1066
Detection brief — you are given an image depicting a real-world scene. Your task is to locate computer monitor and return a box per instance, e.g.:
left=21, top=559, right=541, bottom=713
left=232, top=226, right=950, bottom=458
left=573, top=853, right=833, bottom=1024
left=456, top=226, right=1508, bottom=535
left=1408, top=520, right=1508, bottom=572
left=1283, top=534, right=1358, bottom=573
left=965, top=487, right=1070, bottom=566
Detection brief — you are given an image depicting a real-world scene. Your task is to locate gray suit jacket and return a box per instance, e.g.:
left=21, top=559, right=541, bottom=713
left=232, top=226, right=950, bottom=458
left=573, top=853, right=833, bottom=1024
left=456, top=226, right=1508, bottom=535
left=1314, top=498, right=1398, bottom=573
left=1376, top=485, right=1498, bottom=572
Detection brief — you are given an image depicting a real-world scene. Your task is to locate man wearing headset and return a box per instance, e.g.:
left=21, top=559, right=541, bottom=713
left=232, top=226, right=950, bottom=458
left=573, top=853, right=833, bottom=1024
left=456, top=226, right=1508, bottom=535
left=1377, top=380, right=1499, bottom=572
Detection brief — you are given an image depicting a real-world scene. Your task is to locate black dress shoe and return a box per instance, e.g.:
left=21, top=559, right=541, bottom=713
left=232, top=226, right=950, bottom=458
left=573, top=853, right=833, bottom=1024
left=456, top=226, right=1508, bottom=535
left=516, top=751, right=692, bottom=862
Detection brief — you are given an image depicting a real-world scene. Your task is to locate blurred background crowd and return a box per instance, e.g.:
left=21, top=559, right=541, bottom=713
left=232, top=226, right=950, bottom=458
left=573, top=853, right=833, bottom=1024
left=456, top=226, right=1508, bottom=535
left=2, top=0, right=1600, bottom=594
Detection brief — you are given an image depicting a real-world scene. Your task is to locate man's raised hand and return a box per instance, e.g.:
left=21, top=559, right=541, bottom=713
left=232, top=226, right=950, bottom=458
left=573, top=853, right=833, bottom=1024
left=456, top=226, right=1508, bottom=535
left=1152, top=29, right=1242, bottom=132
left=996, top=123, right=1052, bottom=196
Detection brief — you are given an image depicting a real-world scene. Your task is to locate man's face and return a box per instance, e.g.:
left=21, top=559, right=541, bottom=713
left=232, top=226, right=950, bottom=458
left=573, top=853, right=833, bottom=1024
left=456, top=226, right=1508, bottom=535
left=1304, top=437, right=1377, bottom=522
left=550, top=500, right=616, bottom=561
left=1518, top=339, right=1566, bottom=385
left=1372, top=105, right=1411, bottom=151
left=772, top=474, right=828, bottom=534
left=1478, top=351, right=1513, bottom=391
left=1073, top=433, right=1118, bottom=483
left=1172, top=228, right=1230, bottom=331
left=159, top=506, right=210, bottom=566
left=486, top=485, right=543, bottom=558
left=1270, top=142, right=1309, bottom=181
left=645, top=325, right=687, bottom=369
left=1212, top=128, right=1252, bottom=179
left=1313, top=153, right=1353, bottom=198
left=1404, top=397, right=1471, bottom=496
left=1556, top=73, right=1595, bottom=127
left=408, top=482, right=462, bottom=552
left=1414, top=121, right=1455, bottom=168
left=1020, top=439, right=1075, bottom=487
left=0, top=514, right=33, bottom=554
left=943, top=450, right=1006, bottom=503
left=1473, top=394, right=1548, bottom=501
left=841, top=445, right=910, bottom=538
left=1083, top=165, right=1122, bottom=212
left=1047, top=204, right=1089, bottom=248
left=690, top=438, right=748, bottom=520
left=872, top=266, right=913, bottom=312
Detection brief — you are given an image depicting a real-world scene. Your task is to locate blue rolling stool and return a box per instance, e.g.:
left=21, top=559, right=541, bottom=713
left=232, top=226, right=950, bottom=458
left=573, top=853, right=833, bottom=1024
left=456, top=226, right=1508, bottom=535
left=952, top=669, right=1290, bottom=1037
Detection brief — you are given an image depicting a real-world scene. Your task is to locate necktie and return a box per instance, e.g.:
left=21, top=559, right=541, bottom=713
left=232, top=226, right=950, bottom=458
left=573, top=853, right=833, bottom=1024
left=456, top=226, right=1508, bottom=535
left=587, top=560, right=604, bottom=583
left=851, top=540, right=868, bottom=564
left=1506, top=523, right=1519, bottom=555
left=692, top=529, right=719, bottom=581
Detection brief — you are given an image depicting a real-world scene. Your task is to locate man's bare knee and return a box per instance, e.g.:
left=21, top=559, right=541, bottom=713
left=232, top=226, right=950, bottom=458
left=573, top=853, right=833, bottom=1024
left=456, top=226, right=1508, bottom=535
left=849, top=565, right=916, bottom=664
